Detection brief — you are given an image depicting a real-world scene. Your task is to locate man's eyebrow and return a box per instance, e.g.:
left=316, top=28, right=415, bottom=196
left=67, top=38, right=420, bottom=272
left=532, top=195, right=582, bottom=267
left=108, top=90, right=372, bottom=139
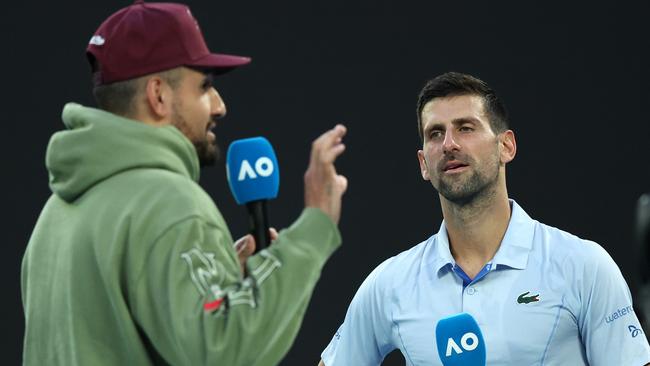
left=201, top=73, right=214, bottom=87
left=423, top=122, right=445, bottom=135
left=450, top=117, right=480, bottom=126
left=423, top=117, right=480, bottom=134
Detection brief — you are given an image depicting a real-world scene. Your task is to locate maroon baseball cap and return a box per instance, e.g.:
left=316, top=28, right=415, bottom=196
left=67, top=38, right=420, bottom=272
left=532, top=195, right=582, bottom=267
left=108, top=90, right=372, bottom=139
left=87, top=0, right=251, bottom=85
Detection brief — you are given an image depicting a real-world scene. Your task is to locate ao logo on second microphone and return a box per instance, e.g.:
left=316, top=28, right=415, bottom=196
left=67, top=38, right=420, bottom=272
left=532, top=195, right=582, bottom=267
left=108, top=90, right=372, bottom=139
left=237, top=157, right=274, bottom=181
left=435, top=313, right=486, bottom=365
left=445, top=331, right=480, bottom=357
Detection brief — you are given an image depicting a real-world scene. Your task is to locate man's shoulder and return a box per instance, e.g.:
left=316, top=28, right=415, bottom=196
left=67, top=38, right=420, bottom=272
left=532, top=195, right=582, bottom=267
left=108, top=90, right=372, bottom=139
left=96, top=167, right=220, bottom=226
left=113, top=167, right=209, bottom=202
left=390, top=237, right=433, bottom=265
left=365, top=237, right=434, bottom=288
left=533, top=220, right=612, bottom=266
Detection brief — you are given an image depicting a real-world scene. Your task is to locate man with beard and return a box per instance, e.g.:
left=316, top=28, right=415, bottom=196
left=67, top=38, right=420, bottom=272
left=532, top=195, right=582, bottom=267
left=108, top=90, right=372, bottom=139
left=319, top=72, right=650, bottom=365
left=21, top=2, right=348, bottom=365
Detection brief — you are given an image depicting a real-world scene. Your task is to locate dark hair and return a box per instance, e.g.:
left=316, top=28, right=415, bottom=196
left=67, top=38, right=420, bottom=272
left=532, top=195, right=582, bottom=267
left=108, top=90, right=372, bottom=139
left=89, top=56, right=182, bottom=117
left=416, top=72, right=509, bottom=142
left=92, top=78, right=144, bottom=117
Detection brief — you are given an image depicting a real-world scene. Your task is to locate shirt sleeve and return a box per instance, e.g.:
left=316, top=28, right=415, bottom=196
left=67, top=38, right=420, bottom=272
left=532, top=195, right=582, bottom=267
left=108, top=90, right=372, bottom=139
left=321, top=258, right=396, bottom=366
left=578, top=242, right=650, bottom=366
left=129, top=207, right=341, bottom=366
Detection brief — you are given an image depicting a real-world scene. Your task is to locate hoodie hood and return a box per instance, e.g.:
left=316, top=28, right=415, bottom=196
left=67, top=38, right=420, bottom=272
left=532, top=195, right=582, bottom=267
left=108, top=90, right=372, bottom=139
left=46, top=103, right=200, bottom=202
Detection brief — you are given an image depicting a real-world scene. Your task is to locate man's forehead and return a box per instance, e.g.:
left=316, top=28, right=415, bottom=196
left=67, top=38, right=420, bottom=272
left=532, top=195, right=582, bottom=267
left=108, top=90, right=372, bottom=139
left=177, top=66, right=212, bottom=83
left=420, top=95, right=489, bottom=129
left=181, top=66, right=206, bottom=77
left=421, top=94, right=486, bottom=123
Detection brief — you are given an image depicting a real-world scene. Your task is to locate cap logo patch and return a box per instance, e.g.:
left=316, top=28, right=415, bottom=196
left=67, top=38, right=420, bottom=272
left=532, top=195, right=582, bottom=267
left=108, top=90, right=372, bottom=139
left=89, top=35, right=105, bottom=46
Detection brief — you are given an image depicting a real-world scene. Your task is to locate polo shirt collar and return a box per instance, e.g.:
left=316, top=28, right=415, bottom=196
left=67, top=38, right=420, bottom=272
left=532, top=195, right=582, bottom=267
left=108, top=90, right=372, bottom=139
left=429, top=199, right=536, bottom=273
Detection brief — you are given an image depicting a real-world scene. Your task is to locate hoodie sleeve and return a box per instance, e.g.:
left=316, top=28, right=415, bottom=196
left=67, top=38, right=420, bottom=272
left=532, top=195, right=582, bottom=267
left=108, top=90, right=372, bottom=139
left=129, top=207, right=341, bottom=366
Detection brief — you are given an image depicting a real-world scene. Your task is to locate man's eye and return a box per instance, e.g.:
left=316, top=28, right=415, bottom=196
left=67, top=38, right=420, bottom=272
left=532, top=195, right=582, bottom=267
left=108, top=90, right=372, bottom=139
left=459, top=126, right=473, bottom=132
left=201, top=75, right=214, bottom=91
left=429, top=131, right=443, bottom=138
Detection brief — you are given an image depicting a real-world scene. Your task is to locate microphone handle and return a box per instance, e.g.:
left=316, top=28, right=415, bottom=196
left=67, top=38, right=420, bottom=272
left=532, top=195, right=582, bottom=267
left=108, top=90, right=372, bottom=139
left=246, top=199, right=270, bottom=252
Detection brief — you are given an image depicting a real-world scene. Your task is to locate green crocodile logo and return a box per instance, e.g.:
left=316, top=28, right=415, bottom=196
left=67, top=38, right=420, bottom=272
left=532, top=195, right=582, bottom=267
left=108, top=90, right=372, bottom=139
left=517, top=291, right=540, bottom=304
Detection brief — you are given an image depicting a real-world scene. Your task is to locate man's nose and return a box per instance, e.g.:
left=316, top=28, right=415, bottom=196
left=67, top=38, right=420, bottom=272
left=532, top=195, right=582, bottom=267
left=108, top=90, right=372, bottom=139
left=210, top=88, right=227, bottom=118
left=442, top=130, right=461, bottom=153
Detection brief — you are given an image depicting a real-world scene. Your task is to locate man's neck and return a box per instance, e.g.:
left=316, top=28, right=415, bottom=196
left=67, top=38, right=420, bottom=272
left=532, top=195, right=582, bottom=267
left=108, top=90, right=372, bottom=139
left=440, top=186, right=511, bottom=279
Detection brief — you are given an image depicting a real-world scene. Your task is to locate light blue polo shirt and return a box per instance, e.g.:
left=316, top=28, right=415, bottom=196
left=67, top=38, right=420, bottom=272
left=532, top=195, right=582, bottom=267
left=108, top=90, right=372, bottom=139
left=321, top=200, right=650, bottom=366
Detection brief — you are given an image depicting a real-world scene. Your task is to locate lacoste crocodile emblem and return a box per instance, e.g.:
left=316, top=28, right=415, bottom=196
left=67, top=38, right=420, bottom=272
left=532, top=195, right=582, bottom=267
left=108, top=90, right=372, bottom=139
left=517, top=291, right=540, bottom=304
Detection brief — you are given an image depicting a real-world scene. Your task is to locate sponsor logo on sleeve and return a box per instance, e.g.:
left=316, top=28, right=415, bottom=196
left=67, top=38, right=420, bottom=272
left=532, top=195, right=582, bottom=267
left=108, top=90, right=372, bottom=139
left=605, top=305, right=634, bottom=324
left=628, top=325, right=643, bottom=338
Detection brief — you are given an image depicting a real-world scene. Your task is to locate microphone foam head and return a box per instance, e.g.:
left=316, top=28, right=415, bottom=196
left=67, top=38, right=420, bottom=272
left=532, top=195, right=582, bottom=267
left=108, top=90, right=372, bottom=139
left=226, top=137, right=280, bottom=204
left=435, top=312, right=486, bottom=366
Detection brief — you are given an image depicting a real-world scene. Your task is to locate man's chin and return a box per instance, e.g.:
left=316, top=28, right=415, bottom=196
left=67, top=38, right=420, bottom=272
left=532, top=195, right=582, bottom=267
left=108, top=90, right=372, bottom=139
left=196, top=142, right=219, bottom=167
left=199, top=155, right=217, bottom=167
left=437, top=178, right=496, bottom=206
left=436, top=178, right=477, bottom=204
left=440, top=190, right=479, bottom=206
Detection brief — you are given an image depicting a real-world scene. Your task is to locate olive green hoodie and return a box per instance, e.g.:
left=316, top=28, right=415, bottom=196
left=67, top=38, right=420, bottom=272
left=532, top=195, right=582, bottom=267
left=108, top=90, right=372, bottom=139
left=22, top=103, right=341, bottom=365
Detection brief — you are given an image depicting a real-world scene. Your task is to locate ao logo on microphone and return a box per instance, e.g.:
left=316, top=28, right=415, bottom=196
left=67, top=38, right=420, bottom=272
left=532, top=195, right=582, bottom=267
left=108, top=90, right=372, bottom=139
left=226, top=137, right=280, bottom=205
left=445, top=331, right=479, bottom=356
left=237, top=157, right=274, bottom=181
left=435, top=313, right=486, bottom=366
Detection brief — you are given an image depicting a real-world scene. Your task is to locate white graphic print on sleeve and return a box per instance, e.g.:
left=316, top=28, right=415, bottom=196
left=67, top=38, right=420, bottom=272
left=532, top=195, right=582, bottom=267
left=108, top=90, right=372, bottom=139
left=181, top=247, right=281, bottom=313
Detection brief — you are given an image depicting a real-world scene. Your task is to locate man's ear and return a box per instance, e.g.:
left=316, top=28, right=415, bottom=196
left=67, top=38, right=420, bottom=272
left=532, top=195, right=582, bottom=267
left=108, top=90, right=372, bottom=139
left=417, top=150, right=431, bottom=181
left=499, top=130, right=517, bottom=164
left=144, top=76, right=173, bottom=120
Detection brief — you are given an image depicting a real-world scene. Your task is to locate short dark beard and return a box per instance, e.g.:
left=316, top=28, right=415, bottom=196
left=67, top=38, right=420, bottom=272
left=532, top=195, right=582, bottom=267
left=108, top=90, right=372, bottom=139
left=437, top=166, right=498, bottom=206
left=171, top=104, right=219, bottom=167
left=194, top=138, right=219, bottom=167
left=433, top=149, right=500, bottom=207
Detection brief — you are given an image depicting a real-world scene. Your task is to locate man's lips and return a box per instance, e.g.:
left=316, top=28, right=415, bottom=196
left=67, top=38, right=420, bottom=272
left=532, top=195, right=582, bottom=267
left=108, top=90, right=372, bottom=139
left=442, top=161, right=469, bottom=172
left=206, top=122, right=217, bottom=141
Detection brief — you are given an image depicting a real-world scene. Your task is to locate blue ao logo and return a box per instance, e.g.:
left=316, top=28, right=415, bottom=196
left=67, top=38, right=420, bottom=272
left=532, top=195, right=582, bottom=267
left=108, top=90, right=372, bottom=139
left=628, top=325, right=643, bottom=338
left=444, top=331, right=480, bottom=357
left=236, top=157, right=275, bottom=181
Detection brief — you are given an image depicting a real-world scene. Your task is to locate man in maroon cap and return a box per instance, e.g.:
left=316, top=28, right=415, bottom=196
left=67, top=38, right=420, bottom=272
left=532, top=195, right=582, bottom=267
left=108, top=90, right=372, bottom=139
left=21, top=1, right=348, bottom=365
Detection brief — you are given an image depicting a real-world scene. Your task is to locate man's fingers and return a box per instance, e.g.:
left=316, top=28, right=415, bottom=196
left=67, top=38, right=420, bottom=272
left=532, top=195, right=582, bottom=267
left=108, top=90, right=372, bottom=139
left=235, top=234, right=256, bottom=256
left=304, top=124, right=349, bottom=225
left=234, top=235, right=249, bottom=252
left=311, top=124, right=347, bottom=161
left=336, top=174, right=348, bottom=194
left=269, top=227, right=279, bottom=241
left=234, top=235, right=256, bottom=276
left=321, top=142, right=346, bottom=164
left=316, top=124, right=347, bottom=147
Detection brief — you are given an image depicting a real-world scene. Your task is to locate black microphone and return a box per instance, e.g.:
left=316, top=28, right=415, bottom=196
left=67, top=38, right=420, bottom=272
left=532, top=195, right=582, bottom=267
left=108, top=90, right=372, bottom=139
left=226, top=137, right=280, bottom=251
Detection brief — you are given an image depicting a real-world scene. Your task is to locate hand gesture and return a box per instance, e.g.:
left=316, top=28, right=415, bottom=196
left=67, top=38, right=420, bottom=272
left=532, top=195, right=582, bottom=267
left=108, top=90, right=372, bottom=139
left=304, top=124, right=348, bottom=224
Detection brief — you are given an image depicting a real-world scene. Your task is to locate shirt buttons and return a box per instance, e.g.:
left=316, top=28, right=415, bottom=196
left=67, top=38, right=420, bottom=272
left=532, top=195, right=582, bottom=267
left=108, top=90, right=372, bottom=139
left=467, top=287, right=476, bottom=295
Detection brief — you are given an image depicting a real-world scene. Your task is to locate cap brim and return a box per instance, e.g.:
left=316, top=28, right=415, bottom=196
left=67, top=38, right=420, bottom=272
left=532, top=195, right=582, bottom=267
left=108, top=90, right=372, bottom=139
left=188, top=53, right=251, bottom=75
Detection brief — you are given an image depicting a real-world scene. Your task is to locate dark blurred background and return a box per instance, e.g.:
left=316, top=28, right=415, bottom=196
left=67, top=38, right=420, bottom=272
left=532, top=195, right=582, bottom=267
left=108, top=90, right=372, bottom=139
left=4, top=1, right=650, bottom=364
